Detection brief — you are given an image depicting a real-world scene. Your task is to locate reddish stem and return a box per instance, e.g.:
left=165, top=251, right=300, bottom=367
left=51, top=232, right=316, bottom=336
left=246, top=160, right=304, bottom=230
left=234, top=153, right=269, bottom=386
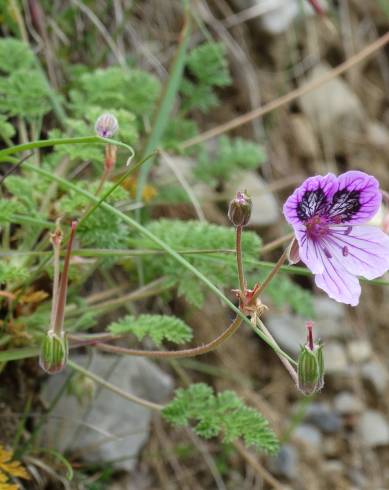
left=53, top=221, right=77, bottom=335
left=307, top=0, right=325, bottom=16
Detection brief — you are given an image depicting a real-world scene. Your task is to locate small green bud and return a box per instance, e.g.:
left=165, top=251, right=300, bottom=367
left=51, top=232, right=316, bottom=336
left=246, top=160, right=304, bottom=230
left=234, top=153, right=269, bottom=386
left=68, top=373, right=96, bottom=406
left=39, top=331, right=68, bottom=375
left=228, top=191, right=252, bottom=227
left=297, top=321, right=324, bottom=396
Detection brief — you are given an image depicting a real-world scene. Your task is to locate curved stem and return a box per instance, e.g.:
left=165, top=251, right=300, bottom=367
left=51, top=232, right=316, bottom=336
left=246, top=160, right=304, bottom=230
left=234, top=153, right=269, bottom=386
left=94, top=316, right=243, bottom=359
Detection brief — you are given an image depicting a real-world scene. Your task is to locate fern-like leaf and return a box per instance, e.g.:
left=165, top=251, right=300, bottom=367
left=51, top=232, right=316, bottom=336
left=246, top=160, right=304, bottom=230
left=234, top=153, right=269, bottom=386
left=132, top=219, right=261, bottom=307
left=108, top=314, right=193, bottom=346
left=163, top=383, right=279, bottom=453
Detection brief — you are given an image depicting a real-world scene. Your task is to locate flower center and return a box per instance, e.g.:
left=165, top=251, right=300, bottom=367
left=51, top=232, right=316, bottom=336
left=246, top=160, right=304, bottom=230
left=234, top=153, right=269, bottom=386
left=305, top=215, right=329, bottom=240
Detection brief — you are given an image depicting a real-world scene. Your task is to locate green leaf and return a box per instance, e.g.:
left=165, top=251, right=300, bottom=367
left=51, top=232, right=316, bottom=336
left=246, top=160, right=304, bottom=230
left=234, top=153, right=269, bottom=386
left=0, top=262, right=29, bottom=284
left=195, top=136, right=266, bottom=184
left=133, top=219, right=261, bottom=307
left=108, top=314, right=193, bottom=346
left=186, top=42, right=231, bottom=87
left=69, top=67, right=160, bottom=117
left=163, top=383, right=279, bottom=453
left=0, top=38, right=35, bottom=73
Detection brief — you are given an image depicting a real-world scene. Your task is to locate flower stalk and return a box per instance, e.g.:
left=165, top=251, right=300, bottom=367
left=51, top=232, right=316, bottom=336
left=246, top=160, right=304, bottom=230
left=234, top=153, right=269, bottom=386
left=39, top=221, right=77, bottom=374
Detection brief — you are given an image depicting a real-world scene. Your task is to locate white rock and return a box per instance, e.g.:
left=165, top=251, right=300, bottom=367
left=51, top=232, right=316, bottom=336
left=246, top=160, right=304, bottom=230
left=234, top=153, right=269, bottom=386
left=334, top=392, right=364, bottom=415
left=347, top=340, right=372, bottom=363
left=324, top=342, right=348, bottom=373
left=260, top=0, right=328, bottom=34
left=300, top=63, right=365, bottom=147
left=358, top=411, right=389, bottom=447
left=41, top=354, right=173, bottom=471
left=226, top=171, right=280, bottom=226
left=361, top=361, right=389, bottom=394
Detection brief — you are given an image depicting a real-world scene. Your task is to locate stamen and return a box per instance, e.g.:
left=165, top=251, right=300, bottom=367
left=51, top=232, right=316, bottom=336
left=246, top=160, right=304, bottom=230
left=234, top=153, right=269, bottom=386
left=342, top=246, right=349, bottom=257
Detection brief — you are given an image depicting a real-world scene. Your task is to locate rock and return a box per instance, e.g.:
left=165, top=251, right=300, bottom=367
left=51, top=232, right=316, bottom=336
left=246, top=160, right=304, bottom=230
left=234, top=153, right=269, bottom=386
left=259, top=0, right=328, bottom=34
left=313, top=297, right=351, bottom=340
left=334, top=392, right=364, bottom=415
left=294, top=424, right=322, bottom=450
left=305, top=403, right=342, bottom=433
left=41, top=354, right=173, bottom=471
left=290, top=114, right=319, bottom=159
left=269, top=444, right=298, bottom=480
left=226, top=171, right=280, bottom=226
left=358, top=411, right=389, bottom=447
left=361, top=361, right=389, bottom=394
left=266, top=314, right=306, bottom=357
left=323, top=342, right=348, bottom=374
left=300, top=63, right=365, bottom=152
left=347, top=340, right=372, bottom=363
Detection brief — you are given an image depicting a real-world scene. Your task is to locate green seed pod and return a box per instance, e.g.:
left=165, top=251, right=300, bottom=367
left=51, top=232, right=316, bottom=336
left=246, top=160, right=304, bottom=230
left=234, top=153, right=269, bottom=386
left=297, top=342, right=324, bottom=396
left=228, top=191, right=252, bottom=227
left=39, top=331, right=68, bottom=375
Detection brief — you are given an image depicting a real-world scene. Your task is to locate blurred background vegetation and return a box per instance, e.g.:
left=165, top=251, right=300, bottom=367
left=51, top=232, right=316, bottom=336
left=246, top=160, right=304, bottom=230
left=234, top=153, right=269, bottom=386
left=0, top=0, right=389, bottom=489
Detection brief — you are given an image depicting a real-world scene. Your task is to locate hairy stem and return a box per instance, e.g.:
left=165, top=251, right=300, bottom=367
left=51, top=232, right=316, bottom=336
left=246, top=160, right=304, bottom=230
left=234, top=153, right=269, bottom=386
left=236, top=226, right=245, bottom=292
left=257, top=318, right=297, bottom=383
left=95, top=316, right=243, bottom=359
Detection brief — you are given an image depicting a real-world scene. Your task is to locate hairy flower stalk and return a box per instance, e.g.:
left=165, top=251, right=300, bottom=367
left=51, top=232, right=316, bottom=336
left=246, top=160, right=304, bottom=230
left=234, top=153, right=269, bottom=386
left=297, top=321, right=324, bottom=396
left=284, top=171, right=389, bottom=306
left=95, top=113, right=119, bottom=195
left=39, top=221, right=77, bottom=374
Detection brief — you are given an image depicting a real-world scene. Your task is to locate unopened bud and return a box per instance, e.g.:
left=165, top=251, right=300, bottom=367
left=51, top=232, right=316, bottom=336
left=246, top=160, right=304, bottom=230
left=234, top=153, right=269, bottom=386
left=297, top=321, right=324, bottom=396
left=228, top=191, right=252, bottom=227
left=39, top=331, right=68, bottom=374
left=95, top=113, right=119, bottom=138
left=287, top=238, right=300, bottom=265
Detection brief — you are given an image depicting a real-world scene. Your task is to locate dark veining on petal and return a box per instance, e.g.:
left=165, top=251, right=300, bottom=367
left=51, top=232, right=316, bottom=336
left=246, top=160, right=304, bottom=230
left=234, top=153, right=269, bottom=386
left=329, top=189, right=361, bottom=222
left=297, top=188, right=328, bottom=222
left=342, top=246, right=349, bottom=257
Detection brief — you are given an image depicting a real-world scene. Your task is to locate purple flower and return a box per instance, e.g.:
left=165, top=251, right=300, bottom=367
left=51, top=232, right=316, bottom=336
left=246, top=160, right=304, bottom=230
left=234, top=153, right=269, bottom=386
left=283, top=171, right=389, bottom=306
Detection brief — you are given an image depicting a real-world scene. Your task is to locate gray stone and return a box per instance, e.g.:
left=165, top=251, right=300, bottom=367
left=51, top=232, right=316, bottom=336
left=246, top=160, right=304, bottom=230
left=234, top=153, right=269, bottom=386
left=300, top=63, right=365, bottom=151
left=312, top=297, right=351, bottom=339
left=305, top=403, right=342, bottom=433
left=294, top=424, right=322, bottom=450
left=269, top=444, right=298, bottom=480
left=323, top=342, right=348, bottom=374
left=347, top=340, right=372, bottom=363
left=259, top=0, right=328, bottom=34
left=266, top=314, right=305, bottom=357
left=334, top=392, right=364, bottom=415
left=226, top=171, right=280, bottom=226
left=358, top=411, right=389, bottom=447
left=41, top=353, right=173, bottom=471
left=361, top=361, right=389, bottom=394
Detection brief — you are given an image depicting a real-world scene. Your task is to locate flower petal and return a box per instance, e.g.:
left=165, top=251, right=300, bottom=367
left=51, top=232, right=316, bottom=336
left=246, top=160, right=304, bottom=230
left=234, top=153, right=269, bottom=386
left=314, top=263, right=361, bottom=306
left=283, top=173, right=337, bottom=225
left=322, top=224, right=389, bottom=280
left=328, top=171, right=381, bottom=224
left=294, top=225, right=324, bottom=274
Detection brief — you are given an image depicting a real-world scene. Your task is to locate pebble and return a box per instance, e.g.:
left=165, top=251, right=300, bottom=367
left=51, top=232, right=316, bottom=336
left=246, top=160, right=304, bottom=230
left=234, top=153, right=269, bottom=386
left=347, top=340, right=372, bottom=363
left=361, top=361, right=389, bottom=394
left=305, top=403, right=342, bottom=433
left=334, top=392, right=364, bottom=415
left=266, top=314, right=305, bottom=357
left=323, top=342, right=348, bottom=374
left=269, top=444, right=298, bottom=480
left=358, top=410, right=389, bottom=447
left=294, top=424, right=322, bottom=450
